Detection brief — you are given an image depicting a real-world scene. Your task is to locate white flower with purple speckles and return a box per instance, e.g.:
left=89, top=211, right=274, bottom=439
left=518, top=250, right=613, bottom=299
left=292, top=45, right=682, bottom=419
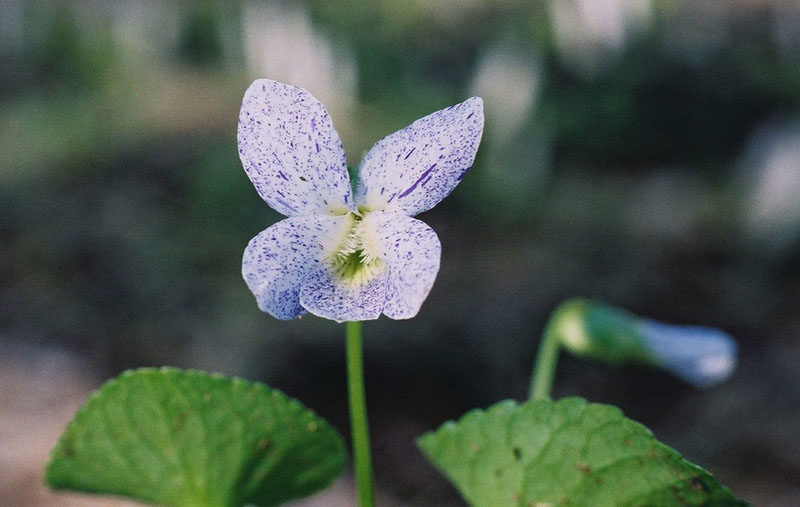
left=238, top=79, right=484, bottom=322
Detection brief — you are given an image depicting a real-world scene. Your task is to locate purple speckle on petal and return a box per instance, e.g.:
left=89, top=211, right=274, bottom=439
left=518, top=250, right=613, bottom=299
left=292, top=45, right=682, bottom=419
left=240, top=81, right=480, bottom=321
left=275, top=197, right=297, bottom=214
left=353, top=95, right=483, bottom=216
left=398, top=163, right=437, bottom=199
left=237, top=79, right=352, bottom=217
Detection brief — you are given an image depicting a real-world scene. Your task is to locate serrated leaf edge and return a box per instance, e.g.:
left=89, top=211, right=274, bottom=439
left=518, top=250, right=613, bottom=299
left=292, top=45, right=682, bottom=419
left=45, top=366, right=346, bottom=504
left=417, top=396, right=745, bottom=507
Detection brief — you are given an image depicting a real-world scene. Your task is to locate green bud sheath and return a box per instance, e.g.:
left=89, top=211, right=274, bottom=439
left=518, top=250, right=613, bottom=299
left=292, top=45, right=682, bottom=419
left=550, top=299, right=654, bottom=366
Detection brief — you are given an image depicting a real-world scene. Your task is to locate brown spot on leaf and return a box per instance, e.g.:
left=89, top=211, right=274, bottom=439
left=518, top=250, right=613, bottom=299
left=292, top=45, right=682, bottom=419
left=173, top=412, right=187, bottom=431
left=257, top=438, right=271, bottom=451
left=690, top=476, right=706, bottom=492
left=576, top=462, right=591, bottom=474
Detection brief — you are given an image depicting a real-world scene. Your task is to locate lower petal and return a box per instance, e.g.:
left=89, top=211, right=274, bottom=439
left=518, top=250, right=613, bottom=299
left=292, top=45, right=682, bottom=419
left=242, top=215, right=351, bottom=319
left=299, top=265, right=388, bottom=323
left=364, top=212, right=441, bottom=319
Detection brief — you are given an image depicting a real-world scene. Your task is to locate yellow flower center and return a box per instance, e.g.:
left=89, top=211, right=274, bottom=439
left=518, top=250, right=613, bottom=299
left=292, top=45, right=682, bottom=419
left=330, top=213, right=384, bottom=285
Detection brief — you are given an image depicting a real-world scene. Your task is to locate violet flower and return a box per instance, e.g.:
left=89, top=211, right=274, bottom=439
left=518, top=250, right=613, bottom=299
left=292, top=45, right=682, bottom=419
left=238, top=79, right=483, bottom=322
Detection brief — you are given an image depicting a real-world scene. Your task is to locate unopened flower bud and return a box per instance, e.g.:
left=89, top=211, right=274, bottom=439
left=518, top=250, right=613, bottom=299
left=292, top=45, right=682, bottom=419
left=550, top=299, right=737, bottom=387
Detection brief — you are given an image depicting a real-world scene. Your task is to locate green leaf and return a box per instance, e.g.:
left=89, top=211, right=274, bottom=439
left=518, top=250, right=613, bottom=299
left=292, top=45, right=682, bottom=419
left=46, top=367, right=346, bottom=506
left=418, top=397, right=746, bottom=507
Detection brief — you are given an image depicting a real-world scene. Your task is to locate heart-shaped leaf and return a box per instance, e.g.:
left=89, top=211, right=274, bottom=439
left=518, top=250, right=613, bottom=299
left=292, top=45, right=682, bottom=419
left=47, top=367, right=346, bottom=506
left=418, top=397, right=746, bottom=507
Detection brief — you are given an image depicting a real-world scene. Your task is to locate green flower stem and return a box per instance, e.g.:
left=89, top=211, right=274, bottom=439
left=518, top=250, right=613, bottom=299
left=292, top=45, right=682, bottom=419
left=529, top=317, right=561, bottom=400
left=345, top=321, right=375, bottom=507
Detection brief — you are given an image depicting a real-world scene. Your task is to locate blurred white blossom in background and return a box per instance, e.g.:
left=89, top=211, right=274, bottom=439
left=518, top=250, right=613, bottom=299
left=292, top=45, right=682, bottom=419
left=550, top=0, right=652, bottom=74
left=242, top=1, right=357, bottom=120
left=740, top=123, right=800, bottom=258
left=469, top=41, right=549, bottom=209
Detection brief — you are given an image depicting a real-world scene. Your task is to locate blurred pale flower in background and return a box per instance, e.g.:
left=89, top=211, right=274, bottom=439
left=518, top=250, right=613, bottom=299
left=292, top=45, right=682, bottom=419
left=242, top=1, right=357, bottom=120
left=740, top=123, right=800, bottom=258
left=470, top=41, right=539, bottom=145
left=469, top=41, right=549, bottom=207
left=550, top=0, right=652, bottom=74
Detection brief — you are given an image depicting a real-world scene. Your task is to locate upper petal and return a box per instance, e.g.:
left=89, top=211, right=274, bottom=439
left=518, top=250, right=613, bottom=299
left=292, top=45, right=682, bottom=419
left=238, top=79, right=354, bottom=217
left=242, top=214, right=352, bottom=319
left=364, top=211, right=441, bottom=319
left=355, top=97, right=484, bottom=216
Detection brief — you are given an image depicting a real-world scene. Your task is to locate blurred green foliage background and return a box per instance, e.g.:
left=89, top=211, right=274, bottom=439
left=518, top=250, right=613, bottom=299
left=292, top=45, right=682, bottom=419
left=2, top=1, right=799, bottom=505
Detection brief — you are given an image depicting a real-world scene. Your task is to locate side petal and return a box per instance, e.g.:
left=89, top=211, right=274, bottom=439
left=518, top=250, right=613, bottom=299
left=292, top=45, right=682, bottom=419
left=364, top=212, right=441, bottom=319
left=299, top=267, right=388, bottom=323
left=355, top=96, right=484, bottom=216
left=238, top=79, right=354, bottom=217
left=242, top=215, right=352, bottom=319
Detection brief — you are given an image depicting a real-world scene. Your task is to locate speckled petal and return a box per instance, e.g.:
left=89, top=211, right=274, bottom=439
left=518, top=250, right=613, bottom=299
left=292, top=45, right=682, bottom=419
left=242, top=214, right=352, bottom=319
left=238, top=79, right=354, bottom=217
left=364, top=211, right=441, bottom=319
left=355, top=97, right=483, bottom=216
left=299, top=265, right=388, bottom=323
